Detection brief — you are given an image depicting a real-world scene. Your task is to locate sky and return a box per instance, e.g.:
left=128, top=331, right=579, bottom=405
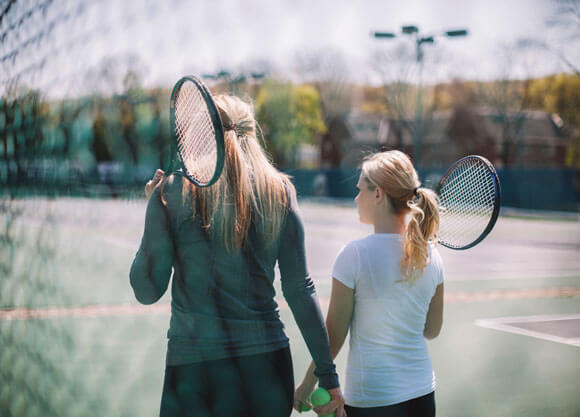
left=139, top=0, right=577, bottom=86
left=2, top=0, right=579, bottom=97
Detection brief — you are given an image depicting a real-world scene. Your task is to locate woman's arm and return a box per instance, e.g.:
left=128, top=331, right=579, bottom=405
left=296, top=278, right=354, bottom=390
left=294, top=278, right=353, bottom=415
left=326, top=278, right=354, bottom=357
left=424, top=283, right=444, bottom=339
left=129, top=185, right=175, bottom=305
left=278, top=196, right=339, bottom=390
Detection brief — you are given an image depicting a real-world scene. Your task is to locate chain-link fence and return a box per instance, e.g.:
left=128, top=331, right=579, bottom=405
left=0, top=2, right=182, bottom=415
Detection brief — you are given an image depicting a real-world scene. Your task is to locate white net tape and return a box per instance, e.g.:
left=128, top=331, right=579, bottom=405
left=174, top=81, right=218, bottom=184
left=438, top=158, right=497, bottom=248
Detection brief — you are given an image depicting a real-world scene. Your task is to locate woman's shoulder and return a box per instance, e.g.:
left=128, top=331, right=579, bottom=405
left=336, top=237, right=368, bottom=259
left=345, top=236, right=367, bottom=250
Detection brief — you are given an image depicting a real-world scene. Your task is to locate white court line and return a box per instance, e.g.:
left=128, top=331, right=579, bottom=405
left=475, top=314, right=580, bottom=347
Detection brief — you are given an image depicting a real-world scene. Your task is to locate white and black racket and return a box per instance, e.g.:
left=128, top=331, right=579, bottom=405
left=436, top=155, right=501, bottom=250
left=168, top=75, right=225, bottom=187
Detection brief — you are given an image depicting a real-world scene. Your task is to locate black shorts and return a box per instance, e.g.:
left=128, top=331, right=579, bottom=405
left=344, top=392, right=435, bottom=417
left=159, top=347, right=294, bottom=417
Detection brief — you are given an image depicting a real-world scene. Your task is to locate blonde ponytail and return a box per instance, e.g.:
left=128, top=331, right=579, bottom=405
left=402, top=187, right=440, bottom=282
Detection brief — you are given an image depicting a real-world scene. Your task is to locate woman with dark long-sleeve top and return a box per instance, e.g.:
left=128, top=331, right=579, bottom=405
left=130, top=94, right=345, bottom=417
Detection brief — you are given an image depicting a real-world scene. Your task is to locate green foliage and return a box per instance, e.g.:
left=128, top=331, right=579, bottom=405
left=525, top=73, right=580, bottom=169
left=256, top=81, right=326, bottom=166
left=527, top=73, right=580, bottom=127
left=1, top=87, right=172, bottom=188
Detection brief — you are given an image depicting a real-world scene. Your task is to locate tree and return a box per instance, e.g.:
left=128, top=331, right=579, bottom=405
left=513, top=1, right=579, bottom=76
left=527, top=73, right=580, bottom=126
left=293, top=48, right=355, bottom=119
left=526, top=73, right=580, bottom=174
left=0, top=88, right=49, bottom=184
left=545, top=0, right=580, bottom=74
left=475, top=41, right=543, bottom=167
left=370, top=41, right=446, bottom=161
left=370, top=43, right=417, bottom=136
left=256, top=81, right=326, bottom=167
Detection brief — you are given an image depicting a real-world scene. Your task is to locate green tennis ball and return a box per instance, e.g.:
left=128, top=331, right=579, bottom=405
left=310, top=387, right=334, bottom=417
left=310, top=387, right=331, bottom=406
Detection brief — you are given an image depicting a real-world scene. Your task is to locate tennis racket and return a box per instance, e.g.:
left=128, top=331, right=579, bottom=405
left=436, top=155, right=501, bottom=250
left=168, top=75, right=225, bottom=187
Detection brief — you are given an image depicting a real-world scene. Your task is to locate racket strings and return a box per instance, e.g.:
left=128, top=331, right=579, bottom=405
left=174, top=82, right=218, bottom=184
left=439, top=163, right=495, bottom=244
left=438, top=159, right=497, bottom=248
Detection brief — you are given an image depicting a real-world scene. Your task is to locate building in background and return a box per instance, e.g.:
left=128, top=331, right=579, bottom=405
left=322, top=107, right=569, bottom=169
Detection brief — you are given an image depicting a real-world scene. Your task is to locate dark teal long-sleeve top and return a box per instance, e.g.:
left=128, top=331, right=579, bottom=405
left=130, top=177, right=339, bottom=389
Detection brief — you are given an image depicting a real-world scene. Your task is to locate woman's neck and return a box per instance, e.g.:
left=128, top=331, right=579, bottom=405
left=373, top=213, right=406, bottom=235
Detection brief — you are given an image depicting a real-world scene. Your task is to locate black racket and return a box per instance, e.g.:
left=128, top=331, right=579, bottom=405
left=436, top=155, right=501, bottom=250
left=168, top=75, right=225, bottom=187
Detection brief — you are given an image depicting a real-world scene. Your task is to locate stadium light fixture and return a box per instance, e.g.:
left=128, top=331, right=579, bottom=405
left=371, top=25, right=469, bottom=165
left=372, top=31, right=396, bottom=38
left=402, top=25, right=419, bottom=34
left=445, top=29, right=469, bottom=37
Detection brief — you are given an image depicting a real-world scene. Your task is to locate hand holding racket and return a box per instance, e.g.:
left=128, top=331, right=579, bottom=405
left=145, top=169, right=165, bottom=198
left=436, top=155, right=501, bottom=250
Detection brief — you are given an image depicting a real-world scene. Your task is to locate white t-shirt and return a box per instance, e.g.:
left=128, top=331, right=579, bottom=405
left=332, top=233, right=444, bottom=408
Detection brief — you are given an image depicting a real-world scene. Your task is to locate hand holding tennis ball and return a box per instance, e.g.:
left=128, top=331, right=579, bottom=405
left=295, top=386, right=340, bottom=416
left=310, top=387, right=334, bottom=417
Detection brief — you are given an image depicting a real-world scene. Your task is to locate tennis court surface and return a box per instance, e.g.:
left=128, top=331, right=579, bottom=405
left=1, top=197, right=579, bottom=417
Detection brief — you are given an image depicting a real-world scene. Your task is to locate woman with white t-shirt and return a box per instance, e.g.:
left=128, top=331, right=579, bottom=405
left=294, top=150, right=444, bottom=417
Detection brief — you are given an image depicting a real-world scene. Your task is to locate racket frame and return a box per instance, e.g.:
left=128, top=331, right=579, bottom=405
left=169, top=75, right=225, bottom=187
left=436, top=155, right=501, bottom=250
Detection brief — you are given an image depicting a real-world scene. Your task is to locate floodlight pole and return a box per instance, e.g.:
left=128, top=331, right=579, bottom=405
left=413, top=34, right=433, bottom=167
left=372, top=26, right=468, bottom=166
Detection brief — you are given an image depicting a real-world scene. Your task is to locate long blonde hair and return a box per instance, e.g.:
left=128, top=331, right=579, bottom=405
left=165, top=94, right=293, bottom=249
left=361, top=151, right=440, bottom=282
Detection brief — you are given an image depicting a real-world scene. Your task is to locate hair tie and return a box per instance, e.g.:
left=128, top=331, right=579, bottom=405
left=413, top=187, right=419, bottom=197
left=225, top=123, right=247, bottom=138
